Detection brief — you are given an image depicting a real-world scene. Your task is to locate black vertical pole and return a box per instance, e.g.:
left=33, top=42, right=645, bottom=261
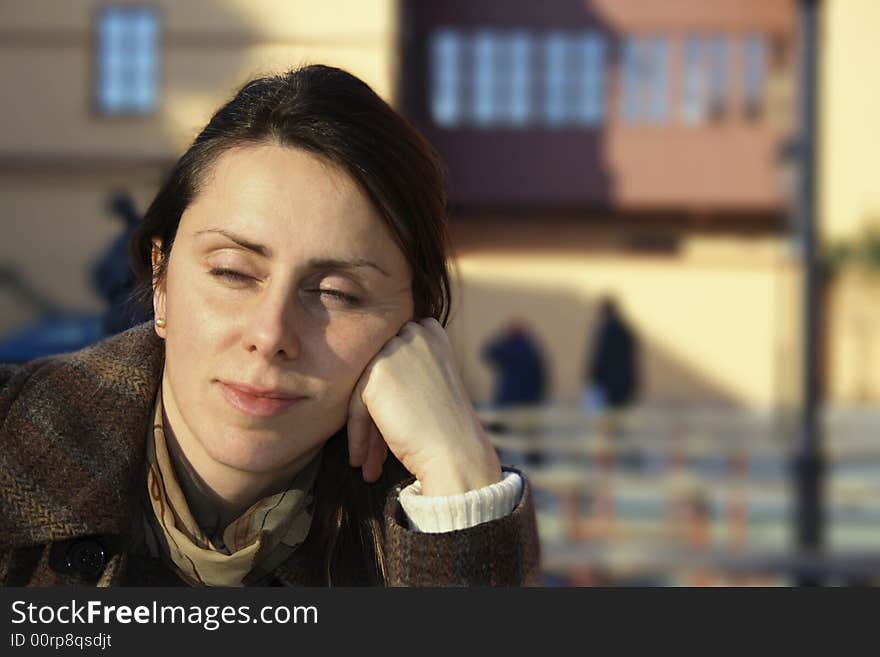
left=793, top=0, right=823, bottom=586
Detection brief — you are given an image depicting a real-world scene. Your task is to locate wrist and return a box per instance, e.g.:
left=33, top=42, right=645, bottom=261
left=418, top=448, right=503, bottom=497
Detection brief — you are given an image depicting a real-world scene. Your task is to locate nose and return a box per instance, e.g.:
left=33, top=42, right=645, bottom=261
left=241, top=288, right=302, bottom=361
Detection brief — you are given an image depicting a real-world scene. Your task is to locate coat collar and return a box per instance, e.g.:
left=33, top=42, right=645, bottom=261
left=0, top=321, right=164, bottom=547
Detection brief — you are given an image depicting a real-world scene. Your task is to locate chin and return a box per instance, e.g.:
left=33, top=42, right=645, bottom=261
left=204, top=429, right=305, bottom=475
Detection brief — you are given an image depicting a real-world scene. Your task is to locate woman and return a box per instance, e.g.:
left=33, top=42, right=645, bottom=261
left=0, top=65, right=539, bottom=586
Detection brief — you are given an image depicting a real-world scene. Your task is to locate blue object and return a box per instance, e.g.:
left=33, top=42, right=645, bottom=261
left=0, top=313, right=106, bottom=363
left=482, top=326, right=547, bottom=406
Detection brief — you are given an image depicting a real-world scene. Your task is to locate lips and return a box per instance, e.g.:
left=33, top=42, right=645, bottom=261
left=218, top=381, right=305, bottom=418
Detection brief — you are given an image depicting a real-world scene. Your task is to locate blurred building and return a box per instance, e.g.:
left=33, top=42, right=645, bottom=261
left=2, top=0, right=879, bottom=587
left=401, top=0, right=801, bottom=409
left=0, top=0, right=877, bottom=409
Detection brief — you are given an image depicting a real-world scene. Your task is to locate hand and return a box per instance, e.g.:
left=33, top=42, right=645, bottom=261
left=347, top=318, right=502, bottom=496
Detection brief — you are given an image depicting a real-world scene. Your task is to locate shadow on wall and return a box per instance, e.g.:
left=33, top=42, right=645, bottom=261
left=447, top=278, right=741, bottom=407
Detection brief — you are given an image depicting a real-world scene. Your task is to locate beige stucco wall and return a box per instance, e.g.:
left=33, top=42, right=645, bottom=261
left=826, top=272, right=880, bottom=404
left=0, top=0, right=397, bottom=156
left=0, top=0, right=395, bottom=36
left=447, top=236, right=795, bottom=408
left=819, top=0, right=880, bottom=403
left=0, top=45, right=393, bottom=157
left=820, top=0, right=880, bottom=241
left=0, top=0, right=397, bottom=336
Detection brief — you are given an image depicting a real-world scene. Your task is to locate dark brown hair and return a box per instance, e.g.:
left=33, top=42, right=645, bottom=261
left=129, top=64, right=453, bottom=584
left=130, top=64, right=451, bottom=325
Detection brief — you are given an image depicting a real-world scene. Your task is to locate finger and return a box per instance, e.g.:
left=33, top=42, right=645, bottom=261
left=347, top=374, right=372, bottom=468
left=362, top=422, right=387, bottom=483
left=397, top=321, right=416, bottom=341
left=418, top=317, right=442, bottom=332
left=420, top=317, right=453, bottom=352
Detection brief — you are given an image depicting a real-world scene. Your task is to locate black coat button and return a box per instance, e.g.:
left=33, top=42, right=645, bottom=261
left=65, top=539, right=107, bottom=581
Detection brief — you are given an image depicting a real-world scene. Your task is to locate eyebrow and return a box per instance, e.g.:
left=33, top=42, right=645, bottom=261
left=308, top=257, right=390, bottom=278
left=194, top=228, right=390, bottom=277
left=195, top=228, right=270, bottom=256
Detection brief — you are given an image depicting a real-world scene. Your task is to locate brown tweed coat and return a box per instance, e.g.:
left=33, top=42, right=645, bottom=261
left=0, top=323, right=540, bottom=587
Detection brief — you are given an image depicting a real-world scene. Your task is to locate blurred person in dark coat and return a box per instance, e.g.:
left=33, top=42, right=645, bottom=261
left=92, top=191, right=150, bottom=335
left=584, top=297, right=639, bottom=411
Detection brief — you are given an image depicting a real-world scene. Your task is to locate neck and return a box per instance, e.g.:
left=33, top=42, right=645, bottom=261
left=159, top=379, right=319, bottom=535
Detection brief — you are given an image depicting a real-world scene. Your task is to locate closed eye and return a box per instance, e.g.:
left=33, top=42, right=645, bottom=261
left=209, top=268, right=359, bottom=305
left=310, top=288, right=360, bottom=305
left=209, top=267, right=254, bottom=283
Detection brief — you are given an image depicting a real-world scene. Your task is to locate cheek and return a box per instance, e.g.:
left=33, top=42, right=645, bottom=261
left=320, top=317, right=402, bottom=386
left=163, top=266, right=235, bottom=368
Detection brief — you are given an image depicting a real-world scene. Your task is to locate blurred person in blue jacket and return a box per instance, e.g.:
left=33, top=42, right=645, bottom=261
left=482, top=318, right=547, bottom=408
left=481, top=319, right=547, bottom=466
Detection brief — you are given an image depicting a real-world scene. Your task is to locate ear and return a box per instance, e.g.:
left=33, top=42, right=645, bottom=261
left=151, top=238, right=167, bottom=339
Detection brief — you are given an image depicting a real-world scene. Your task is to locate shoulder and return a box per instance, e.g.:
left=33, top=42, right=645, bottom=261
left=0, top=322, right=164, bottom=438
left=1, top=322, right=163, bottom=405
left=0, top=322, right=164, bottom=549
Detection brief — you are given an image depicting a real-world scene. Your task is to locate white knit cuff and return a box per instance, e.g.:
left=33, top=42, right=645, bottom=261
left=398, top=471, right=523, bottom=533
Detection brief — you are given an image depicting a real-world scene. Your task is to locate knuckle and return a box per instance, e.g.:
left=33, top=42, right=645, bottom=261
left=419, top=317, right=442, bottom=332
left=378, top=339, right=397, bottom=358
left=397, top=323, right=421, bottom=345
left=368, top=354, right=390, bottom=380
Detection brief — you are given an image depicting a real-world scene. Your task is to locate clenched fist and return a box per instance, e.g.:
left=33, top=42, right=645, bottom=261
left=347, top=318, right=502, bottom=496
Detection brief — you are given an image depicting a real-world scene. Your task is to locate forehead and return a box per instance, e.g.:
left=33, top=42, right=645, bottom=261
left=181, top=143, right=408, bottom=272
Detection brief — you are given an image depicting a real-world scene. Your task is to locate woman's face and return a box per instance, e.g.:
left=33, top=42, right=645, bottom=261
left=153, top=143, right=414, bottom=476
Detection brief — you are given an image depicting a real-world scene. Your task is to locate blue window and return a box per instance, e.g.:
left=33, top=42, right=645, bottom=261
left=96, top=6, right=159, bottom=115
left=575, top=33, right=606, bottom=125
left=707, top=38, right=729, bottom=117
left=431, top=29, right=465, bottom=127
left=743, top=35, right=766, bottom=119
left=470, top=30, right=535, bottom=127
left=543, top=32, right=605, bottom=127
left=429, top=28, right=606, bottom=129
left=543, top=33, right=570, bottom=126
left=507, top=31, right=533, bottom=126
left=681, top=36, right=729, bottom=123
left=681, top=38, right=705, bottom=123
left=471, top=31, right=500, bottom=125
left=622, top=37, right=668, bottom=123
